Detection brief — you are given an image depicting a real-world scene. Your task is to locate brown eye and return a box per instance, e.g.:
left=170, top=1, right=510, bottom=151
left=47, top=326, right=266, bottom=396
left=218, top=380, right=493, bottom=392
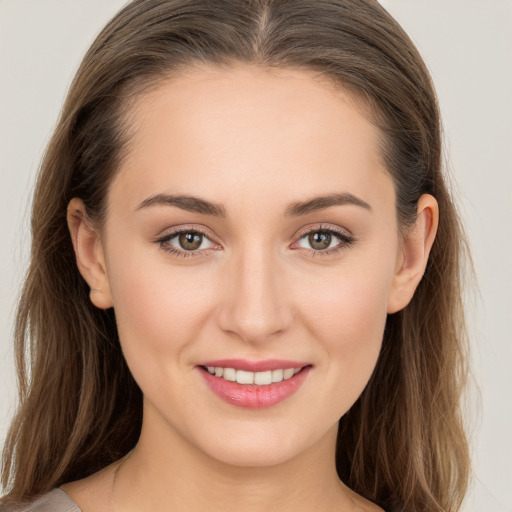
left=308, top=231, right=332, bottom=250
left=158, top=228, right=217, bottom=257
left=178, top=232, right=203, bottom=250
left=295, top=226, right=355, bottom=255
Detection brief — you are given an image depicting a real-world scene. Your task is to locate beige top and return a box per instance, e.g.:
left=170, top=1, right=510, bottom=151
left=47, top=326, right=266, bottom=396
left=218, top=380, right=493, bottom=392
left=0, top=489, right=81, bottom=512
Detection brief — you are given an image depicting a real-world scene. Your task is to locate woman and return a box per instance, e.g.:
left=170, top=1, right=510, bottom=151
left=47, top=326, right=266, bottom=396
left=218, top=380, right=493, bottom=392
left=0, top=1, right=470, bottom=511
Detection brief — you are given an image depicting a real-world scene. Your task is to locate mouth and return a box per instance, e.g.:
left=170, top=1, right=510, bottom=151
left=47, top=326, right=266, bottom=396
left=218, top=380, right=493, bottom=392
left=200, top=365, right=306, bottom=385
left=197, top=360, right=313, bottom=409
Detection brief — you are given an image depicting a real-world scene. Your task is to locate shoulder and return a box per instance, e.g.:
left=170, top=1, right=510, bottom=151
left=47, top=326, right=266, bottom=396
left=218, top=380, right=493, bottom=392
left=0, top=489, right=81, bottom=512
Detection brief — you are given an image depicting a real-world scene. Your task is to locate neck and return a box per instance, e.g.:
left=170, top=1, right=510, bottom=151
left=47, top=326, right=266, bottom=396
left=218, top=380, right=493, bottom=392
left=113, top=405, right=357, bottom=512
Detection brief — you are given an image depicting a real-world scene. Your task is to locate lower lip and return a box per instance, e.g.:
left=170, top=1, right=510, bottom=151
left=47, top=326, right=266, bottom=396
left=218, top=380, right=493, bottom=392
left=198, top=366, right=312, bottom=409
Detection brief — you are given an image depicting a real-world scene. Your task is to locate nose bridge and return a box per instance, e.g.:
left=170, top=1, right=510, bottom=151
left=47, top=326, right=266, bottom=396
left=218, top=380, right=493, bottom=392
left=218, top=241, right=292, bottom=344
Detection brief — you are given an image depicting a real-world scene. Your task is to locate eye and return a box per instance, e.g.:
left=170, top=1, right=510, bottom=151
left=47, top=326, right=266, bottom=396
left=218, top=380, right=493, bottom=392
left=294, top=226, right=355, bottom=255
left=157, top=228, right=218, bottom=258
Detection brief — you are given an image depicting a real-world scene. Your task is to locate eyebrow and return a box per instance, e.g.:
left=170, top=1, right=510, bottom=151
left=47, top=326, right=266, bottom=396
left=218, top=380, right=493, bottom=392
left=136, top=194, right=227, bottom=217
left=135, top=192, right=371, bottom=217
left=284, top=193, right=371, bottom=216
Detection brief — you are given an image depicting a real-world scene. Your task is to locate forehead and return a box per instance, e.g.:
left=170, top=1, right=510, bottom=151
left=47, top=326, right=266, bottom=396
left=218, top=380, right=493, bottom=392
left=110, top=64, right=392, bottom=215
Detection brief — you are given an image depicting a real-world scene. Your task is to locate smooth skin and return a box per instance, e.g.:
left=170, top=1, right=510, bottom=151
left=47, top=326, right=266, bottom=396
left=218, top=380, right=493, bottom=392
left=64, top=64, right=438, bottom=512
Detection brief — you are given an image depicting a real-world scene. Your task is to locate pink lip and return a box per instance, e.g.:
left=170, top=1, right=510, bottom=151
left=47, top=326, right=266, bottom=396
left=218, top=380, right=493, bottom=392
left=198, top=359, right=309, bottom=372
left=197, top=363, right=312, bottom=409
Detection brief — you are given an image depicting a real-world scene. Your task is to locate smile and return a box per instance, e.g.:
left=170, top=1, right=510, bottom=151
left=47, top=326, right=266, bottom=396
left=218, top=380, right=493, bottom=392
left=204, top=366, right=302, bottom=385
left=197, top=360, right=312, bottom=409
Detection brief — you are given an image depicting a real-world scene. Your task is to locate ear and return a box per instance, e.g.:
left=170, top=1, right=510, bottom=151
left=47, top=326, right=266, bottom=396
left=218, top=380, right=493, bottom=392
left=387, top=194, right=439, bottom=314
left=67, top=198, right=114, bottom=309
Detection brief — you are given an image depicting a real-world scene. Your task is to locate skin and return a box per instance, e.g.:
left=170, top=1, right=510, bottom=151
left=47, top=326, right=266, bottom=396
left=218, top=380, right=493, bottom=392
left=64, top=64, right=438, bottom=512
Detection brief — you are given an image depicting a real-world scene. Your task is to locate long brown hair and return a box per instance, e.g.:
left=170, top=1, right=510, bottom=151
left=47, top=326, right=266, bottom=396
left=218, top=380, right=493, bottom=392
left=1, top=1, right=470, bottom=510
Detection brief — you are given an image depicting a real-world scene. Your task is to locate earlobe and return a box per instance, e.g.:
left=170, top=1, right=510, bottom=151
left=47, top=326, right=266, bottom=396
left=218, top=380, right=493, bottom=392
left=67, top=198, right=114, bottom=309
left=387, top=194, right=439, bottom=314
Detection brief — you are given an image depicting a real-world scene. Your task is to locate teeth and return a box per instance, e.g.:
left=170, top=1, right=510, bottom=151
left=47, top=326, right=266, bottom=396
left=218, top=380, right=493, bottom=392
left=205, top=366, right=303, bottom=386
left=223, top=368, right=236, bottom=381
left=236, top=370, right=254, bottom=385
left=283, top=368, right=295, bottom=380
left=272, top=369, right=283, bottom=383
left=254, top=370, right=272, bottom=385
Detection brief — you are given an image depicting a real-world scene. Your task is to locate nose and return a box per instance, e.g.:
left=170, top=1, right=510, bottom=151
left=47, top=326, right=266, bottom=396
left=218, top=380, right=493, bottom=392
left=217, top=245, right=293, bottom=345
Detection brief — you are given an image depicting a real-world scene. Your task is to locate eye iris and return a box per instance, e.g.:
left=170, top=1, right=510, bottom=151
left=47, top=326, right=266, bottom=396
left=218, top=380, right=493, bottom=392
left=179, top=232, right=202, bottom=250
left=308, top=231, right=332, bottom=250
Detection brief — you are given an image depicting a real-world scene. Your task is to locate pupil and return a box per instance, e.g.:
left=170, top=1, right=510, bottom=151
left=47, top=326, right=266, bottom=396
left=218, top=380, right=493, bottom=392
left=309, top=231, right=331, bottom=250
left=179, top=232, right=202, bottom=250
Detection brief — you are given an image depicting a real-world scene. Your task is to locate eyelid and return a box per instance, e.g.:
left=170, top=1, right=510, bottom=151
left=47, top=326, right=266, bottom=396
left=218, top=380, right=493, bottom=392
left=155, top=224, right=221, bottom=258
left=155, top=223, right=355, bottom=259
left=155, top=223, right=218, bottom=240
left=290, top=224, right=356, bottom=255
left=293, top=223, right=354, bottom=241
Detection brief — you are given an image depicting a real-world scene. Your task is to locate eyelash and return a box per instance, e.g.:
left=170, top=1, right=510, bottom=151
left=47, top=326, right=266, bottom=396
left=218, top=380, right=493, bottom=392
left=156, top=225, right=355, bottom=259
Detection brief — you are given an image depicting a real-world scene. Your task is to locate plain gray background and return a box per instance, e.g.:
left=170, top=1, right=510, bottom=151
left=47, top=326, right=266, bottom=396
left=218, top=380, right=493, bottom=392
left=1, top=1, right=511, bottom=510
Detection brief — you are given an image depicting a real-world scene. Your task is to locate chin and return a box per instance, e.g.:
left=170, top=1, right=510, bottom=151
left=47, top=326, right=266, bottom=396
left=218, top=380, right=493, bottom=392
left=188, top=416, right=337, bottom=469
left=202, top=437, right=306, bottom=468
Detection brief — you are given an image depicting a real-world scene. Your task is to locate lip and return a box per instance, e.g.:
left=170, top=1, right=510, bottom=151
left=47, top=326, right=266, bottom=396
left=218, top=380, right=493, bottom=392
left=198, top=358, right=310, bottom=372
left=197, top=362, right=312, bottom=409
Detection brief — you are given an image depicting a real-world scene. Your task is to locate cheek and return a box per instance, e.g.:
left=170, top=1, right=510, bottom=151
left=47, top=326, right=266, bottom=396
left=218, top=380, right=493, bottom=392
left=301, top=246, right=394, bottom=339
left=296, top=251, right=395, bottom=411
left=310, top=271, right=389, bottom=359
left=105, top=242, right=218, bottom=373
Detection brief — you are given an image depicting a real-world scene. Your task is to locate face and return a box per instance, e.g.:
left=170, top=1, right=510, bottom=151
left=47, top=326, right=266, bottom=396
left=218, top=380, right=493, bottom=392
left=95, top=65, right=403, bottom=467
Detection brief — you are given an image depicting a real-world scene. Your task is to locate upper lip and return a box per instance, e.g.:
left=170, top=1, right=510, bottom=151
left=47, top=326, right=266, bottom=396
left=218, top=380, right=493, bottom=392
left=198, top=359, right=311, bottom=372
